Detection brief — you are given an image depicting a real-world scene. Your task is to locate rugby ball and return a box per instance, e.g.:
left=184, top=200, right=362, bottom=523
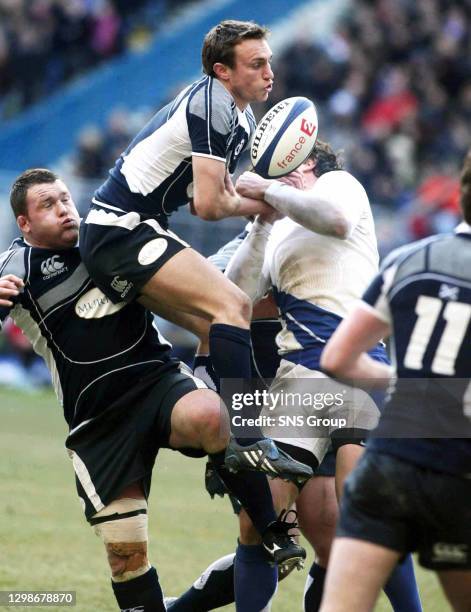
left=251, top=97, right=318, bottom=178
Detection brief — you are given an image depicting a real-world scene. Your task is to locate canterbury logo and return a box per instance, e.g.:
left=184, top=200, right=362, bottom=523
left=111, top=275, right=133, bottom=299
left=121, top=608, right=144, bottom=612
left=111, top=276, right=128, bottom=293
left=300, top=118, right=316, bottom=137
left=41, top=255, right=65, bottom=277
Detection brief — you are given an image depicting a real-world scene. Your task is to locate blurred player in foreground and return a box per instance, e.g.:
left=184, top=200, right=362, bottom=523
left=319, top=150, right=471, bottom=612
left=0, top=169, right=302, bottom=612
left=167, top=141, right=421, bottom=611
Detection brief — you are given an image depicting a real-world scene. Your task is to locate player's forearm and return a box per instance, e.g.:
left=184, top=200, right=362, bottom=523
left=225, top=218, right=271, bottom=302
left=230, top=196, right=276, bottom=218
left=194, top=190, right=241, bottom=220
left=323, top=353, right=393, bottom=388
left=201, top=194, right=275, bottom=220
left=264, top=182, right=351, bottom=238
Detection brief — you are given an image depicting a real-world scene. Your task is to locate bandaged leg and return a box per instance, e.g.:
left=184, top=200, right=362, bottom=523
left=92, top=498, right=150, bottom=582
left=92, top=498, right=165, bottom=611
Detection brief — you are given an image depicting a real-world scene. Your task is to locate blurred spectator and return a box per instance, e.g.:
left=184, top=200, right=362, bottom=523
left=0, top=318, right=50, bottom=389
left=0, top=0, right=197, bottom=120
left=74, top=125, right=107, bottom=179
left=256, top=0, right=470, bottom=254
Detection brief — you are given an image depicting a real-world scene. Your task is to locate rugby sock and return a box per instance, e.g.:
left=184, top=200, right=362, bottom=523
left=209, top=323, right=252, bottom=379
left=167, top=554, right=235, bottom=611
left=234, top=543, right=277, bottom=612
left=303, top=562, right=326, bottom=611
left=209, top=450, right=277, bottom=534
left=383, top=554, right=422, bottom=612
left=209, top=323, right=263, bottom=446
left=111, top=566, right=165, bottom=611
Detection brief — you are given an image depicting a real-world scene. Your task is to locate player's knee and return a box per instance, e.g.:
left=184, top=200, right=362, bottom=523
left=193, top=399, right=229, bottom=450
left=92, top=498, right=150, bottom=582
left=202, top=402, right=226, bottom=441
left=216, top=288, right=252, bottom=327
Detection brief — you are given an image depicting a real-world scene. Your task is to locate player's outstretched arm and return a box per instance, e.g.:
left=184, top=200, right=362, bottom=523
left=192, top=157, right=276, bottom=220
left=237, top=171, right=361, bottom=238
left=321, top=303, right=392, bottom=385
left=224, top=217, right=273, bottom=303
left=0, top=274, right=24, bottom=307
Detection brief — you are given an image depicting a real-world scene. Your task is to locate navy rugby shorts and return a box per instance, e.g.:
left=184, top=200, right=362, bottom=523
left=337, top=450, right=471, bottom=570
left=66, top=360, right=207, bottom=521
left=80, top=201, right=189, bottom=304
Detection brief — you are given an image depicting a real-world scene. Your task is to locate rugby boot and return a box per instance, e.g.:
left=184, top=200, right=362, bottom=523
left=262, top=509, right=306, bottom=571
left=224, top=436, right=313, bottom=485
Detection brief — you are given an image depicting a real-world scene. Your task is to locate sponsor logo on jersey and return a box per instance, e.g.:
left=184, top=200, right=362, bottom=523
left=75, top=288, right=126, bottom=319
left=234, top=138, right=246, bottom=157
left=40, top=255, right=67, bottom=280
left=300, top=118, right=316, bottom=137
left=111, top=275, right=133, bottom=299
left=138, top=238, right=168, bottom=266
left=432, top=542, right=468, bottom=564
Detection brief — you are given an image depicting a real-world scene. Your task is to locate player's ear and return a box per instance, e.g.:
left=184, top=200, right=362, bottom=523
left=304, top=158, right=315, bottom=171
left=213, top=62, right=231, bottom=82
left=17, top=214, right=30, bottom=235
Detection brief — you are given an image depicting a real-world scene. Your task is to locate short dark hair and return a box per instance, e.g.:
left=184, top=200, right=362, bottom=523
left=10, top=168, right=58, bottom=218
left=202, top=20, right=269, bottom=77
left=460, top=149, right=471, bottom=224
left=309, top=140, right=343, bottom=177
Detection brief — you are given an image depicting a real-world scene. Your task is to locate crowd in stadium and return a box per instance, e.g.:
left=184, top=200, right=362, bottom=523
left=0, top=3, right=470, bottom=610
left=1, top=0, right=469, bottom=389
left=68, top=0, right=470, bottom=251
left=0, top=0, right=193, bottom=120
left=270, top=0, right=470, bottom=240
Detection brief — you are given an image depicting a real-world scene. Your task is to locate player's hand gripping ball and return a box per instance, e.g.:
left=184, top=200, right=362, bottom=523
left=251, top=96, right=318, bottom=179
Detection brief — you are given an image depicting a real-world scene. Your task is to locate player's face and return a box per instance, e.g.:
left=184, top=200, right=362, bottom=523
left=226, top=38, right=273, bottom=108
left=18, top=180, right=80, bottom=249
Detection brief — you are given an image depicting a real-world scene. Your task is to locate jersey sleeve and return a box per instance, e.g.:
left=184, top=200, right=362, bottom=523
left=361, top=264, right=397, bottom=324
left=313, top=171, right=365, bottom=234
left=0, top=247, right=27, bottom=330
left=187, top=79, right=234, bottom=162
left=208, top=228, right=249, bottom=273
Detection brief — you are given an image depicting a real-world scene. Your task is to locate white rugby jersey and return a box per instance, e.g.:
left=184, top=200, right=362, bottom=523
left=226, top=171, right=382, bottom=365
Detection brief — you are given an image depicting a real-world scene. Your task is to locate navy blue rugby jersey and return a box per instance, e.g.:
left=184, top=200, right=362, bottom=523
left=94, top=76, right=256, bottom=222
left=363, top=224, right=471, bottom=476
left=0, top=237, right=172, bottom=430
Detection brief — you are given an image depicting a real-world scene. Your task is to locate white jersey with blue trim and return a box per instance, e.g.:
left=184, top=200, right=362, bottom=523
left=262, top=171, right=380, bottom=357
left=95, top=76, right=256, bottom=221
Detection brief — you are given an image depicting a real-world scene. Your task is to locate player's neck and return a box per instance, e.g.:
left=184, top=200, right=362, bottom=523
left=217, top=80, right=247, bottom=111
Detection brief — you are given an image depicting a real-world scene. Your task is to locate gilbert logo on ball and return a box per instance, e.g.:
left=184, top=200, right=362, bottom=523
left=251, top=97, right=318, bottom=178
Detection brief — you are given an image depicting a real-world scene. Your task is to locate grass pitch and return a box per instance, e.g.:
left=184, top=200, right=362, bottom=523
left=0, top=388, right=449, bottom=611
